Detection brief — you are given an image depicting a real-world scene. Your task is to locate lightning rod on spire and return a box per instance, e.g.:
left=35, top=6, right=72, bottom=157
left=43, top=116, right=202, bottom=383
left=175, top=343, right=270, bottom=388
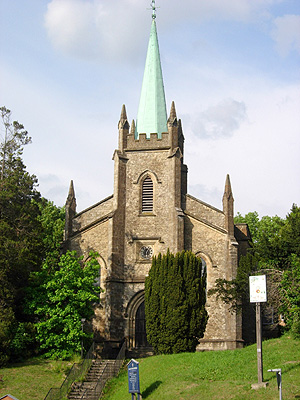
left=150, top=0, right=158, bottom=19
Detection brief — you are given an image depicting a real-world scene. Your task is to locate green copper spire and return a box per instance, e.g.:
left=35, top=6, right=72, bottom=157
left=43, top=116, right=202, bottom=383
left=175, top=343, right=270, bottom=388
left=135, top=17, right=167, bottom=139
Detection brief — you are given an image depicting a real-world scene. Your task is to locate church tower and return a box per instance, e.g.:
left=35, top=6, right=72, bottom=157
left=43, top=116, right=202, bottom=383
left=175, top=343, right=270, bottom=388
left=64, top=4, right=250, bottom=353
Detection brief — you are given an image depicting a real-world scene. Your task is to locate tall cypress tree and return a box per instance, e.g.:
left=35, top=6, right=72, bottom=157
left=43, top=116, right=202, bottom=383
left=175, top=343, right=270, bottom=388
left=145, top=250, right=208, bottom=354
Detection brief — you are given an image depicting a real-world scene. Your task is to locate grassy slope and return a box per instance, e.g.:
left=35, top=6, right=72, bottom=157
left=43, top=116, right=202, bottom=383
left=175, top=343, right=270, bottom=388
left=0, top=358, right=71, bottom=400
left=0, top=335, right=299, bottom=400
left=103, top=334, right=300, bottom=400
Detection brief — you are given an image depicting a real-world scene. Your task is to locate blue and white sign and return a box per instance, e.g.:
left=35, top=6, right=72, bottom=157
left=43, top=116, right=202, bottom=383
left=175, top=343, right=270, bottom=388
left=128, top=359, right=140, bottom=394
left=249, top=275, right=267, bottom=303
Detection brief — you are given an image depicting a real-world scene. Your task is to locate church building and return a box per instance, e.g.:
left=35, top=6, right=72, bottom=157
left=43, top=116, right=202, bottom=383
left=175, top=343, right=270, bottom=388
left=63, top=7, right=251, bottom=353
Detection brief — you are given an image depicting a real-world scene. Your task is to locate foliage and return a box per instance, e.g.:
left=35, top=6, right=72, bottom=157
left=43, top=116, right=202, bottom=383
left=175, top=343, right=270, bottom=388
left=235, top=211, right=286, bottom=268
left=280, top=254, right=300, bottom=337
left=0, top=306, right=16, bottom=366
left=235, top=211, right=260, bottom=242
left=0, top=106, right=31, bottom=180
left=145, top=250, right=208, bottom=354
left=280, top=203, right=300, bottom=258
left=34, top=197, right=65, bottom=269
left=26, top=251, right=100, bottom=359
left=279, top=205, right=300, bottom=337
left=0, top=107, right=43, bottom=365
left=8, top=322, right=37, bottom=361
left=208, top=251, right=259, bottom=312
left=213, top=204, right=300, bottom=337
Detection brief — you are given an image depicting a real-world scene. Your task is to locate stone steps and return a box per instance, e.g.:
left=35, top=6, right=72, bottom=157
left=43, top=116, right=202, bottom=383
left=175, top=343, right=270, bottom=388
left=68, top=360, right=116, bottom=400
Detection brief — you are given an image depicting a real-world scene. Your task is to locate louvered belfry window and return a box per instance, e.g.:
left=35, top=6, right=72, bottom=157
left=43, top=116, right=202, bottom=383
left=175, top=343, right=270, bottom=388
left=142, top=176, right=153, bottom=212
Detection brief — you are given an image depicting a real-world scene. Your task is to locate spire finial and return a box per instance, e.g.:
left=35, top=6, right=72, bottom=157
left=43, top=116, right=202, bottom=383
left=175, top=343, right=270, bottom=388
left=150, top=0, right=158, bottom=19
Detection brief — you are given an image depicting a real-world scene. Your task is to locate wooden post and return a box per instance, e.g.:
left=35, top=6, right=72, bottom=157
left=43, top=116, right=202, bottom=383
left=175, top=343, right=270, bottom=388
left=256, top=302, right=263, bottom=383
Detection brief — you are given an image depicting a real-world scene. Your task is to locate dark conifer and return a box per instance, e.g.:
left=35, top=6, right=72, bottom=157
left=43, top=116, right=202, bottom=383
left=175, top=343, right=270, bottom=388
left=145, top=250, right=208, bottom=354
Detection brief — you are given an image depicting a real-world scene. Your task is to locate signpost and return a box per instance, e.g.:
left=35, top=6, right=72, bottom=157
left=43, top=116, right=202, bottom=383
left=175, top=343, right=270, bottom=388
left=249, top=275, right=267, bottom=385
left=128, top=359, right=141, bottom=400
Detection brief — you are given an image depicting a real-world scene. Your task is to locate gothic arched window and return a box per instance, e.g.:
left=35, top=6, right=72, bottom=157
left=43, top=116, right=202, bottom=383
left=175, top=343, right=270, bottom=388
left=142, top=176, right=153, bottom=212
left=200, top=258, right=207, bottom=278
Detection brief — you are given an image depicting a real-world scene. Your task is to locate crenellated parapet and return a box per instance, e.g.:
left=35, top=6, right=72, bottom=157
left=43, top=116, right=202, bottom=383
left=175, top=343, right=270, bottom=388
left=118, top=101, right=185, bottom=152
left=125, top=131, right=170, bottom=151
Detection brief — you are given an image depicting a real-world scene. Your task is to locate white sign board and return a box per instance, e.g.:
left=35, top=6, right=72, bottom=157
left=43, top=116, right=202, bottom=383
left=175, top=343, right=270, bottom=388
left=249, top=275, right=267, bottom=303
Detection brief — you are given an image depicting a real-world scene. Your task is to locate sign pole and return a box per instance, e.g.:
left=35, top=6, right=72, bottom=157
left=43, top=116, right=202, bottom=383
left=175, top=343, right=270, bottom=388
left=249, top=275, right=267, bottom=389
left=256, top=302, right=263, bottom=383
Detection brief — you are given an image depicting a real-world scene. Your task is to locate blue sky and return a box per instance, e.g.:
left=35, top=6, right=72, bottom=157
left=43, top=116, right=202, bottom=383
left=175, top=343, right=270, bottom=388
left=1, top=0, right=299, bottom=218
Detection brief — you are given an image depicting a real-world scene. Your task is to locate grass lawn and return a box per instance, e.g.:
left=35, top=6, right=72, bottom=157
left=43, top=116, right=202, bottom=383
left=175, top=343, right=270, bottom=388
left=0, top=358, right=71, bottom=400
left=102, top=334, right=300, bottom=400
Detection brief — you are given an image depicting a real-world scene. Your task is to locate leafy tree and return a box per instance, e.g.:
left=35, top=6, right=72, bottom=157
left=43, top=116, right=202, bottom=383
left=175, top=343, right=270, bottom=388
left=211, top=204, right=300, bottom=339
left=0, top=106, right=31, bottom=180
left=280, top=204, right=300, bottom=257
left=279, top=205, right=300, bottom=337
left=235, top=211, right=285, bottom=268
left=35, top=197, right=65, bottom=268
left=26, top=251, right=100, bottom=359
left=256, top=215, right=286, bottom=268
left=235, top=211, right=260, bottom=243
left=0, top=107, right=43, bottom=365
left=145, top=250, right=208, bottom=354
left=208, top=251, right=259, bottom=312
left=280, top=254, right=300, bottom=337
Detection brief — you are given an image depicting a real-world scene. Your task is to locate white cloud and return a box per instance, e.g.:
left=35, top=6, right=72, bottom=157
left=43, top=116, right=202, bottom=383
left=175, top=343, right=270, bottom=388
left=271, top=14, right=300, bottom=57
left=44, top=0, right=285, bottom=62
left=185, top=80, right=300, bottom=216
left=44, top=0, right=101, bottom=59
left=191, top=98, right=247, bottom=139
left=44, top=0, right=149, bottom=62
left=159, top=0, right=286, bottom=25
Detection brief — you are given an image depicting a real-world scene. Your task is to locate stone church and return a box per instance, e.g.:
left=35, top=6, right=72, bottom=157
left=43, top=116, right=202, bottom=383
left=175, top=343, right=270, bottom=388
left=63, top=12, right=251, bottom=353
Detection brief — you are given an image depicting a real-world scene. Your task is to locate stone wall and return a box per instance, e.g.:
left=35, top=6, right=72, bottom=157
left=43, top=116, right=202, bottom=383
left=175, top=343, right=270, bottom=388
left=72, top=196, right=114, bottom=233
left=185, top=194, right=225, bottom=228
left=64, top=111, right=248, bottom=351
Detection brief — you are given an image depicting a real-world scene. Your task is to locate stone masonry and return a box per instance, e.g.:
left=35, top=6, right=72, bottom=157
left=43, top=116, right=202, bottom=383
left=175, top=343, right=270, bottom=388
left=63, top=102, right=251, bottom=352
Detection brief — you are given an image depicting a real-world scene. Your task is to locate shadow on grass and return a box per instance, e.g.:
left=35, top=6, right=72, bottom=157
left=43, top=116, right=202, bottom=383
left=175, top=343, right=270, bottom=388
left=142, top=380, right=162, bottom=398
left=3, top=358, right=49, bottom=369
left=4, top=357, right=72, bottom=370
left=266, top=361, right=300, bottom=383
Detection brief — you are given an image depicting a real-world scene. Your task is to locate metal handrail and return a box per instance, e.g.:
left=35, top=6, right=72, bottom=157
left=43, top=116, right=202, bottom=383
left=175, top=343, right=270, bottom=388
left=44, top=339, right=126, bottom=400
left=44, top=342, right=95, bottom=400
left=78, top=339, right=127, bottom=400
left=114, top=339, right=126, bottom=375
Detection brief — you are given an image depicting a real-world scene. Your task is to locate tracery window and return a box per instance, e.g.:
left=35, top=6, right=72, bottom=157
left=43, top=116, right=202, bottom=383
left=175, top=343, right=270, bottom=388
left=142, top=176, right=153, bottom=212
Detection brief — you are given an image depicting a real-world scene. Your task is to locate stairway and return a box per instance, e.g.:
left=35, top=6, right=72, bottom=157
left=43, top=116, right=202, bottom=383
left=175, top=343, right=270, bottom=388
left=68, top=360, right=115, bottom=400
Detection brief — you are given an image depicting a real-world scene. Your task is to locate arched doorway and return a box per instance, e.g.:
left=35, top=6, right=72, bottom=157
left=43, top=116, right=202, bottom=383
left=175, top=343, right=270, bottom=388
left=135, top=301, right=149, bottom=347
left=126, top=290, right=148, bottom=349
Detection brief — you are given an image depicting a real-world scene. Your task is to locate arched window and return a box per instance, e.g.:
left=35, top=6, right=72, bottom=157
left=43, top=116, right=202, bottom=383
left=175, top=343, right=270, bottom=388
left=200, top=258, right=207, bottom=278
left=142, top=176, right=153, bottom=212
